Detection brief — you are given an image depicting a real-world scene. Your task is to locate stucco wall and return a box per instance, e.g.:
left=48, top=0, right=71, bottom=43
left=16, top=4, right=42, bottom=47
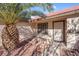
left=16, top=22, right=34, bottom=42
left=67, top=17, right=79, bottom=49
left=48, top=21, right=53, bottom=38
left=30, top=23, right=37, bottom=34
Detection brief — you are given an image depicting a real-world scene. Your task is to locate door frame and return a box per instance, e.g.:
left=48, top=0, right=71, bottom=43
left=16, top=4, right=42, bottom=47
left=52, top=20, right=66, bottom=44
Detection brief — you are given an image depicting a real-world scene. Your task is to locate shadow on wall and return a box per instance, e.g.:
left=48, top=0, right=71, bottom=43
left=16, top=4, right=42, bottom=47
left=74, top=40, right=79, bottom=50
left=60, top=35, right=79, bottom=56
left=17, top=25, right=34, bottom=42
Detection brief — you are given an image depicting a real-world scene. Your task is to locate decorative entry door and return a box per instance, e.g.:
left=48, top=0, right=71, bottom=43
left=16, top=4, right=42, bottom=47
left=53, top=21, right=65, bottom=56
left=53, top=21, right=65, bottom=42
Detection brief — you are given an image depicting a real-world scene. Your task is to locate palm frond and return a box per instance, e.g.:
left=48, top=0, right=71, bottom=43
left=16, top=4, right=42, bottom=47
left=0, top=3, right=54, bottom=24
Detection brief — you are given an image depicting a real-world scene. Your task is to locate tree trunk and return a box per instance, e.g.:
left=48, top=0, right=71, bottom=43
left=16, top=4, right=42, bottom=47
left=1, top=24, right=19, bottom=53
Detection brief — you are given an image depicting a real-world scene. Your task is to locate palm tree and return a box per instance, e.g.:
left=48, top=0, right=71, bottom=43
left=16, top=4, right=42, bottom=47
left=0, top=3, right=53, bottom=53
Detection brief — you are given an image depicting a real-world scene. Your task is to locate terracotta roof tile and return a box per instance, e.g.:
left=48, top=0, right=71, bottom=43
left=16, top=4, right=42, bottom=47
left=46, top=5, right=79, bottom=17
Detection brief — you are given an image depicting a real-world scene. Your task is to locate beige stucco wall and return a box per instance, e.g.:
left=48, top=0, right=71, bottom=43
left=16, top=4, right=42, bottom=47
left=16, top=22, right=34, bottom=41
left=48, top=21, right=53, bottom=37
left=30, top=23, right=37, bottom=34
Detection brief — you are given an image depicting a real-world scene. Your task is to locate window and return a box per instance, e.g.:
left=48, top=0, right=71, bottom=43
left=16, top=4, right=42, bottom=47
left=37, top=23, right=48, bottom=34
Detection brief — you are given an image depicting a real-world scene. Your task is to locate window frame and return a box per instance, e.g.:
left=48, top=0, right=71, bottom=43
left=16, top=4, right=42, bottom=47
left=37, top=22, right=48, bottom=34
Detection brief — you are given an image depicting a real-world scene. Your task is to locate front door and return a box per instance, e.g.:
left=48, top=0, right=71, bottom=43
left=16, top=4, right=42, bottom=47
left=53, top=20, right=65, bottom=56
left=53, top=21, right=65, bottom=42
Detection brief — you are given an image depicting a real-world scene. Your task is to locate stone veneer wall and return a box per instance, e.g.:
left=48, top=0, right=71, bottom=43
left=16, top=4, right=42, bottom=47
left=67, top=17, right=79, bottom=49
